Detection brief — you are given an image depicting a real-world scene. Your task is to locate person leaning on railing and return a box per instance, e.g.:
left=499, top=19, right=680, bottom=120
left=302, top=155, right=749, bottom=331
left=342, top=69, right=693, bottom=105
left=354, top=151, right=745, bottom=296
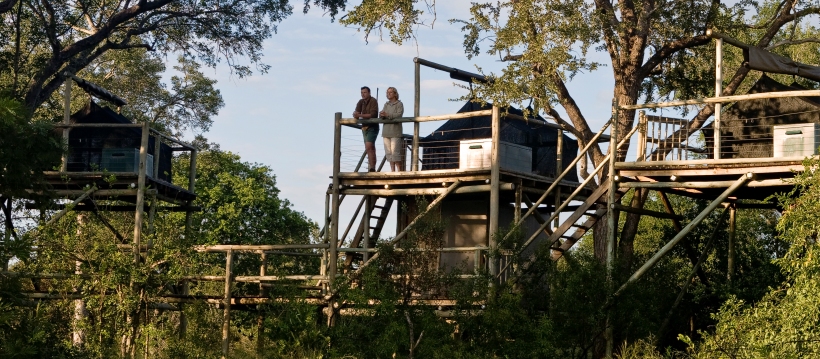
left=353, top=86, right=379, bottom=172
left=379, top=86, right=405, bottom=172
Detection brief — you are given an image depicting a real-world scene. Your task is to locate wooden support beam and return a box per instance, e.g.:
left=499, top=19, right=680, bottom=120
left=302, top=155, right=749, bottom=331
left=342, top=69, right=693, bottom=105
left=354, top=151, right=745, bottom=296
left=45, top=186, right=98, bottom=226
left=611, top=203, right=683, bottom=220
left=611, top=173, right=753, bottom=299
left=222, top=250, right=233, bottom=359
left=354, top=180, right=462, bottom=274
left=339, top=183, right=514, bottom=196
left=657, top=209, right=727, bottom=340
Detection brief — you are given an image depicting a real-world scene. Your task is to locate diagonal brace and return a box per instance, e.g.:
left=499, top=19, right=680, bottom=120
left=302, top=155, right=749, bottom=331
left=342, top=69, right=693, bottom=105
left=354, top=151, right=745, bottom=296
left=611, top=173, right=753, bottom=299
left=353, top=180, right=461, bottom=275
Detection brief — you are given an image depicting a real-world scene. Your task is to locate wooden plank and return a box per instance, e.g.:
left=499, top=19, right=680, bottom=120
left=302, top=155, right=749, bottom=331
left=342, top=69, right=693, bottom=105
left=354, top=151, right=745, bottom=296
left=338, top=183, right=514, bottom=196
left=619, top=165, right=803, bottom=177
left=619, top=178, right=788, bottom=189
left=615, top=156, right=806, bottom=169
left=339, top=174, right=488, bottom=186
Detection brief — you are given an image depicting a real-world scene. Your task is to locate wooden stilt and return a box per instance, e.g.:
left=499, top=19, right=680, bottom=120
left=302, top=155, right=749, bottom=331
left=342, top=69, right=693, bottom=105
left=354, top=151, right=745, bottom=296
left=222, top=250, right=234, bottom=359
left=489, top=106, right=500, bottom=278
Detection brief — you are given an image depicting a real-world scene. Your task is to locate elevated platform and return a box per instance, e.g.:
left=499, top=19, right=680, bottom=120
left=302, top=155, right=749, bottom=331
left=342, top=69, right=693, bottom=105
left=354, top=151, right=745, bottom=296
left=615, top=156, right=806, bottom=201
left=41, top=171, right=196, bottom=205
left=334, top=168, right=596, bottom=203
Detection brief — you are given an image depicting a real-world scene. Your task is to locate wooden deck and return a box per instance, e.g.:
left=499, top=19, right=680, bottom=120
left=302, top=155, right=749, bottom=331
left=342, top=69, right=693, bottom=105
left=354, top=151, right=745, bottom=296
left=41, top=171, right=196, bottom=205
left=334, top=168, right=596, bottom=204
left=615, top=156, right=808, bottom=201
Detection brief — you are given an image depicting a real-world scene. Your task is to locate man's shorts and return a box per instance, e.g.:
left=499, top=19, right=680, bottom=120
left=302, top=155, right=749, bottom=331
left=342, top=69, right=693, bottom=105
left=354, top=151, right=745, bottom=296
left=362, top=126, right=379, bottom=143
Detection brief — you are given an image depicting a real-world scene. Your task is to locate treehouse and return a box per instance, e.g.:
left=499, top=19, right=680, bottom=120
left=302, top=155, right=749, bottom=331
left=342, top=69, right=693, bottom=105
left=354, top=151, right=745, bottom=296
left=325, top=58, right=600, bottom=286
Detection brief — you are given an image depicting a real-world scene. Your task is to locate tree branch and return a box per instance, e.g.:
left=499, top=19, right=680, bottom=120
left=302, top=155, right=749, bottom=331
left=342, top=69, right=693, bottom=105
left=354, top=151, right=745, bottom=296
left=638, top=35, right=711, bottom=79
left=766, top=37, right=820, bottom=50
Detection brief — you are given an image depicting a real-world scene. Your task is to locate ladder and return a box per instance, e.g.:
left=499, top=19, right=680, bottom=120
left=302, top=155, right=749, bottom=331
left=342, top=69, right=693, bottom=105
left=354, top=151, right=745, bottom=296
left=344, top=196, right=394, bottom=267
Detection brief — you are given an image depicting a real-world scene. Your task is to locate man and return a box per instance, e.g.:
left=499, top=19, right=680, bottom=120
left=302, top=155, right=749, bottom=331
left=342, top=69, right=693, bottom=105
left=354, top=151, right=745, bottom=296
left=353, top=86, right=379, bottom=172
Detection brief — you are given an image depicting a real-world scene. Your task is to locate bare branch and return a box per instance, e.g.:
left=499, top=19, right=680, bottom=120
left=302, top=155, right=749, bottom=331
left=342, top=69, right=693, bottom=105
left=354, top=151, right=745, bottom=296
left=766, top=38, right=820, bottom=50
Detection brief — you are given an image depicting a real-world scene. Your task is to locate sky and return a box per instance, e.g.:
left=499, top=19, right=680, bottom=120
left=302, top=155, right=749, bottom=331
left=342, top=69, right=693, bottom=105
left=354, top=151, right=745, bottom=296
left=198, top=1, right=618, bottom=237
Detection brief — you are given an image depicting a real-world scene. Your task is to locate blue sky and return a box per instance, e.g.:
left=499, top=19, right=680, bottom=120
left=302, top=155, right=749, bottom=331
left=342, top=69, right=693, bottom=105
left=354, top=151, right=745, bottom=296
left=200, top=1, right=617, bottom=236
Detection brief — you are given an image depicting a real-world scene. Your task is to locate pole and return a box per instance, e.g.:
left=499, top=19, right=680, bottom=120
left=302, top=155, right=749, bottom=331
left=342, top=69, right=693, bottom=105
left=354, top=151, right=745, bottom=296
left=489, top=106, right=501, bottom=279
left=412, top=59, right=421, bottom=171
left=328, top=112, right=342, bottom=324
left=133, top=122, right=150, bottom=264
left=714, top=38, right=723, bottom=160
left=727, top=203, right=736, bottom=283
left=638, top=111, right=647, bottom=161
left=256, top=251, right=267, bottom=356
left=605, top=98, right=619, bottom=359
left=221, top=250, right=234, bottom=359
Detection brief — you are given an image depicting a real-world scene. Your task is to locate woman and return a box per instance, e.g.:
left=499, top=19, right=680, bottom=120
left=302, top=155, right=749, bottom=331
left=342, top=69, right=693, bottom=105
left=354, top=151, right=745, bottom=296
left=379, top=87, right=405, bottom=172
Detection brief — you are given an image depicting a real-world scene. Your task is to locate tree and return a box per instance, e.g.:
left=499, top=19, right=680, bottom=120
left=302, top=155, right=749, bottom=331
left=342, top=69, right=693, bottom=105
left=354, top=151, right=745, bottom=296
left=340, top=0, right=820, bottom=263
left=0, top=0, right=347, bottom=113
left=680, top=157, right=820, bottom=358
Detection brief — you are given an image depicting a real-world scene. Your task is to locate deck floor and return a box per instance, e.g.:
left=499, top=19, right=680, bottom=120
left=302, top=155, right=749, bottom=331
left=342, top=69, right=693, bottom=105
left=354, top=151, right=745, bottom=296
left=615, top=156, right=808, bottom=201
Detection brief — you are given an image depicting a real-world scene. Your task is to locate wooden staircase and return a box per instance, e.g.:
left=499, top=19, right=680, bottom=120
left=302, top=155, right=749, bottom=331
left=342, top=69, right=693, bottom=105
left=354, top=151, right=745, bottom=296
left=344, top=196, right=394, bottom=267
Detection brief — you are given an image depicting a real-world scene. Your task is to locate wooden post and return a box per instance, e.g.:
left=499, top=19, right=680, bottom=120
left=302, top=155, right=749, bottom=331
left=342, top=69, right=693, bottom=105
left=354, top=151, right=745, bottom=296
left=133, top=123, right=150, bottom=264
left=514, top=180, right=522, bottom=224
left=321, top=192, right=330, bottom=294
left=554, top=129, right=563, bottom=229
left=412, top=59, right=421, bottom=171
left=256, top=251, right=267, bottom=356
left=180, top=149, right=196, bottom=339
left=489, top=106, right=501, bottom=278
left=184, top=149, right=198, bottom=235
left=714, top=38, right=723, bottom=160
left=727, top=203, right=736, bottom=283
left=363, top=196, right=371, bottom=262
left=221, top=250, right=234, bottom=359
left=61, top=79, right=71, bottom=172
left=638, top=111, right=647, bottom=161
left=328, top=112, right=342, bottom=324
left=605, top=98, right=619, bottom=359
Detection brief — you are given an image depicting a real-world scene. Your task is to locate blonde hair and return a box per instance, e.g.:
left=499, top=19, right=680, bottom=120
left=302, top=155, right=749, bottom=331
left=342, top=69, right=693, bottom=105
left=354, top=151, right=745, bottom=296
left=387, top=87, right=399, bottom=100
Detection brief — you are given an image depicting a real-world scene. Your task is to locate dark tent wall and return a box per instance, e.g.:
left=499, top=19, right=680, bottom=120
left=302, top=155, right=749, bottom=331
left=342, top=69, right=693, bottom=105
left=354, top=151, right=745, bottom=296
left=66, top=101, right=173, bottom=183
left=702, top=75, right=820, bottom=158
left=420, top=101, right=580, bottom=182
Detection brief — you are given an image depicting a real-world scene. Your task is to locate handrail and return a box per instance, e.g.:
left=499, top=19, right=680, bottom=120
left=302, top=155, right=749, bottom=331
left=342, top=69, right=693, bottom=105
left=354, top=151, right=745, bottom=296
left=501, top=119, right=612, bottom=243
left=619, top=90, right=820, bottom=111
left=514, top=122, right=641, bottom=258
left=338, top=110, right=492, bottom=125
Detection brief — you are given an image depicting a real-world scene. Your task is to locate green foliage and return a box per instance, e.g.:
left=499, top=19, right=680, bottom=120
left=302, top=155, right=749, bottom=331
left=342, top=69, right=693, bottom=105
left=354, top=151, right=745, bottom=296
left=682, top=157, right=820, bottom=358
left=0, top=96, right=62, bottom=197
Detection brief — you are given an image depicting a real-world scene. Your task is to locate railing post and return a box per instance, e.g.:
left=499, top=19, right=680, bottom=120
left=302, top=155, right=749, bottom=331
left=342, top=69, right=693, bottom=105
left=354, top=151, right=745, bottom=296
left=489, top=106, right=501, bottom=278
left=638, top=111, right=647, bottom=161
left=328, top=112, right=342, bottom=323
left=605, top=98, right=619, bottom=359
left=412, top=58, right=421, bottom=171
left=714, top=38, right=723, bottom=160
